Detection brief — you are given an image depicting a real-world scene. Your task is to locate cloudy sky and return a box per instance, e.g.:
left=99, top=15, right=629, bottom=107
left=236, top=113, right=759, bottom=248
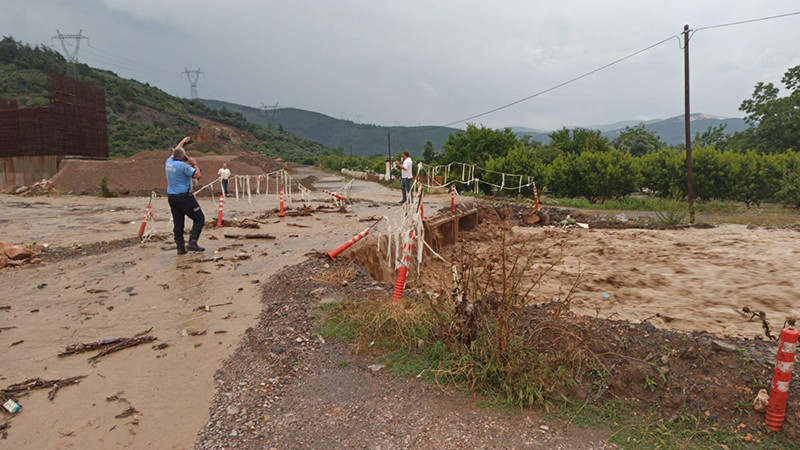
left=3, top=0, right=800, bottom=130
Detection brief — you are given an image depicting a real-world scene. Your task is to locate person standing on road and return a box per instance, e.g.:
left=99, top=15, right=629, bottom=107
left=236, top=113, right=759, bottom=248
left=165, top=136, right=205, bottom=254
left=394, top=151, right=413, bottom=204
left=217, top=163, right=231, bottom=195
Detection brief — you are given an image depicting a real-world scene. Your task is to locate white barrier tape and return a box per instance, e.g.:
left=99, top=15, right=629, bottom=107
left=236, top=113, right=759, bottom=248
left=417, top=161, right=538, bottom=193
left=777, top=360, right=794, bottom=373
left=246, top=176, right=252, bottom=205
left=193, top=176, right=223, bottom=196
left=421, top=239, right=451, bottom=265
left=777, top=380, right=790, bottom=392
left=783, top=342, right=797, bottom=354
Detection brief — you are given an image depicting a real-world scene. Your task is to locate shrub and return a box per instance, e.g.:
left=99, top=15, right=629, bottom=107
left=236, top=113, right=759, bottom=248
left=99, top=176, right=117, bottom=198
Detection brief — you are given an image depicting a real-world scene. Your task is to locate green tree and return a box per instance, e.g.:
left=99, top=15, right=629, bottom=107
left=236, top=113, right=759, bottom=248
left=738, top=65, right=800, bottom=152
left=694, top=124, right=729, bottom=149
left=548, top=127, right=610, bottom=154
left=612, top=123, right=663, bottom=156
left=547, top=149, right=640, bottom=202
left=422, top=140, right=435, bottom=163
left=691, top=146, right=739, bottom=201
left=734, top=151, right=783, bottom=207
left=640, top=148, right=685, bottom=198
left=441, top=124, right=519, bottom=167
left=484, top=143, right=552, bottom=196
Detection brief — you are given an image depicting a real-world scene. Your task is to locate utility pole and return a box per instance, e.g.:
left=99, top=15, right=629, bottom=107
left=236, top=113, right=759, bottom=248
left=182, top=68, right=203, bottom=99
left=683, top=24, right=695, bottom=224
left=51, top=30, right=89, bottom=78
left=385, top=132, right=392, bottom=182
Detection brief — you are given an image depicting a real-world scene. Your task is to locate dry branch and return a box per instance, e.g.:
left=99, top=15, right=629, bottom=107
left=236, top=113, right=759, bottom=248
left=2, top=375, right=87, bottom=400
left=59, top=329, right=158, bottom=361
left=223, top=233, right=276, bottom=240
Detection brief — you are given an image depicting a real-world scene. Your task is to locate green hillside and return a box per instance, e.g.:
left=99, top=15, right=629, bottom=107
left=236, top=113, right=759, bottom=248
left=200, top=99, right=460, bottom=158
left=0, top=36, right=330, bottom=161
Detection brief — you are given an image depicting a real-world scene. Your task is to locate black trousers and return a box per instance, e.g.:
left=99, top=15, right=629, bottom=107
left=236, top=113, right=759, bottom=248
left=168, top=193, right=205, bottom=242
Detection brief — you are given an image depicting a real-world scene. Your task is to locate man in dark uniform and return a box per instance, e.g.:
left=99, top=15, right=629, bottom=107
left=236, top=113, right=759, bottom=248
left=165, top=137, right=205, bottom=254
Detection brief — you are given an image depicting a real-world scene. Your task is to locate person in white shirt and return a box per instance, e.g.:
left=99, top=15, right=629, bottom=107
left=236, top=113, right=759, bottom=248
left=217, top=163, right=231, bottom=195
left=393, top=151, right=413, bottom=204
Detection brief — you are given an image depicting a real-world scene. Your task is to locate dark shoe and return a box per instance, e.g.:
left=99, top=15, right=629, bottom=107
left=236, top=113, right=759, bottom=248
left=187, top=240, right=205, bottom=252
left=176, top=240, right=187, bottom=255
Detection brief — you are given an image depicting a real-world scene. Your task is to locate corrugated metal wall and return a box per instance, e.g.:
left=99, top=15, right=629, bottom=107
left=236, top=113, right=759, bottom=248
left=0, top=156, right=59, bottom=188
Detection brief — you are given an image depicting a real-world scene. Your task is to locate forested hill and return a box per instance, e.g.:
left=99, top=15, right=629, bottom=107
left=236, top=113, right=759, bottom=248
left=200, top=99, right=460, bottom=158
left=0, top=36, right=330, bottom=160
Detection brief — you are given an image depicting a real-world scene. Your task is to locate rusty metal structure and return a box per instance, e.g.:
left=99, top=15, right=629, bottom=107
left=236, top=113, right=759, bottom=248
left=0, top=73, right=108, bottom=189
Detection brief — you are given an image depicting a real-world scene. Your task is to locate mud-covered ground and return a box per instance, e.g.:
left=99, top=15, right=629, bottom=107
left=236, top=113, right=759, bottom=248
left=195, top=258, right=613, bottom=449
left=195, top=222, right=799, bottom=449
left=2, top=168, right=799, bottom=448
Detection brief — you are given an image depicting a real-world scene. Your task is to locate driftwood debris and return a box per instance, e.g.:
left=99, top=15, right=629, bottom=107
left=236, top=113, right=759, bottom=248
left=59, top=329, right=157, bottom=362
left=193, top=301, right=233, bottom=312
left=742, top=306, right=778, bottom=341
left=287, top=222, right=310, bottom=228
left=209, top=219, right=260, bottom=229
left=2, top=375, right=87, bottom=401
left=316, top=205, right=348, bottom=213
left=115, top=406, right=138, bottom=419
left=223, top=233, right=276, bottom=240
left=283, top=205, right=315, bottom=217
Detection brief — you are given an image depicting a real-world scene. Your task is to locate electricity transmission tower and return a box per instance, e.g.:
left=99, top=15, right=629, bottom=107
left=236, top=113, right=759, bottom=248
left=182, top=68, right=203, bottom=99
left=51, top=30, right=89, bottom=78
left=260, top=102, right=279, bottom=129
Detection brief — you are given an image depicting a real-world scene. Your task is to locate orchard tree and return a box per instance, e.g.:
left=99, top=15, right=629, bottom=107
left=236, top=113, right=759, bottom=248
left=612, top=123, right=663, bottom=156
left=484, top=143, right=551, bottom=196
left=548, top=127, right=610, bottom=154
left=441, top=123, right=519, bottom=167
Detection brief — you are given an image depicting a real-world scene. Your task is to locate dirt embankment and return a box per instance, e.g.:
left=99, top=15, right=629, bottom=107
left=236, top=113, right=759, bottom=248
left=49, top=151, right=289, bottom=197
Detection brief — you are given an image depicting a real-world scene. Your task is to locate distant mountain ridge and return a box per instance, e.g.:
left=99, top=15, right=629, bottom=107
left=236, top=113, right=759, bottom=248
left=201, top=99, right=750, bottom=152
left=200, top=100, right=459, bottom=158
left=513, top=114, right=749, bottom=145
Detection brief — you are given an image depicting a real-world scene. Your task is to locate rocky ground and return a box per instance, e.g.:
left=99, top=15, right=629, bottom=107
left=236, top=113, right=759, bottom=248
left=195, top=258, right=614, bottom=449
left=193, top=231, right=799, bottom=449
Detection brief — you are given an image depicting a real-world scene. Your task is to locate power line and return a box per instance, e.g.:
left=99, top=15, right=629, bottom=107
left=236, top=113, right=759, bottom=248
left=692, top=11, right=800, bottom=35
left=84, top=43, right=176, bottom=76
left=441, top=35, right=680, bottom=127
left=440, top=11, right=800, bottom=128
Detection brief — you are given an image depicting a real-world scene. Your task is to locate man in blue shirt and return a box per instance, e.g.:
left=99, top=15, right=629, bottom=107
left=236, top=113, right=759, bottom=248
left=166, top=137, right=205, bottom=254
